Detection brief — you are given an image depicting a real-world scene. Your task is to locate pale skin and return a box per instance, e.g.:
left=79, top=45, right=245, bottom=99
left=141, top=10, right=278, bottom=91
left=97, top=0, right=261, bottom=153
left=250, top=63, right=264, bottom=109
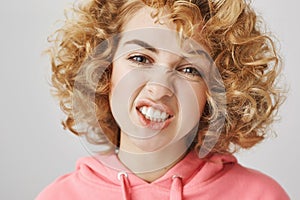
left=109, top=6, right=208, bottom=182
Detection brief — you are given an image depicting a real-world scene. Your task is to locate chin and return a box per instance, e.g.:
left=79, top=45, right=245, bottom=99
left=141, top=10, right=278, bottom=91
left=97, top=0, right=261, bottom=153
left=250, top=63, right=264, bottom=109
left=130, top=136, right=171, bottom=153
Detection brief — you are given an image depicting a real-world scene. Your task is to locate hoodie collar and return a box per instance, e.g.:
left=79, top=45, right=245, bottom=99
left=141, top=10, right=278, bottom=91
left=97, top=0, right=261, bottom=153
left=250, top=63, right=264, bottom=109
left=77, top=151, right=237, bottom=199
left=77, top=150, right=237, bottom=186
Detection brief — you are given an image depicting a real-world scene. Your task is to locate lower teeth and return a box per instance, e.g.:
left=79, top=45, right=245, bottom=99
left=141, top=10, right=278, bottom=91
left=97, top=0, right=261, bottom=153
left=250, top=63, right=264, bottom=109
left=145, top=115, right=166, bottom=122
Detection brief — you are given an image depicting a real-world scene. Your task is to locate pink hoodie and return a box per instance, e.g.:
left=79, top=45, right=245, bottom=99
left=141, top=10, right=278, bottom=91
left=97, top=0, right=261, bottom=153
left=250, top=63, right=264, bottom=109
left=36, top=151, right=289, bottom=200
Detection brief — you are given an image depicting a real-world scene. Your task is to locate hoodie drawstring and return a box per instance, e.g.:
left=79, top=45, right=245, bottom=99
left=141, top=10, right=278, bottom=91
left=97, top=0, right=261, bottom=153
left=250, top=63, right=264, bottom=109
left=118, top=172, right=131, bottom=200
left=170, top=175, right=183, bottom=200
left=117, top=172, right=183, bottom=200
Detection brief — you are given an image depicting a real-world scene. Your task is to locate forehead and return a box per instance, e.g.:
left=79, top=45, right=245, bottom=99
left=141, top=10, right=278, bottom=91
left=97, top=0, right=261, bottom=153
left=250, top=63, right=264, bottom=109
left=118, top=28, right=183, bottom=55
left=122, top=6, right=177, bottom=32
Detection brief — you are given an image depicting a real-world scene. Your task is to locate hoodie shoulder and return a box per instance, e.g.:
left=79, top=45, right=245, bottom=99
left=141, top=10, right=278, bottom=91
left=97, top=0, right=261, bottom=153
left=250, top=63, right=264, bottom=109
left=35, top=157, right=112, bottom=200
left=225, top=162, right=290, bottom=199
left=187, top=153, right=289, bottom=199
left=35, top=171, right=80, bottom=200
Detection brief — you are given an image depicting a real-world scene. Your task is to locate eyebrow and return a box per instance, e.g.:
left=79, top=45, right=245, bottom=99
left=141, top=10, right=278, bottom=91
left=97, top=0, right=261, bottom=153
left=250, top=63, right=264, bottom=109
left=189, top=49, right=212, bottom=63
left=123, top=39, right=158, bottom=53
left=123, top=39, right=212, bottom=63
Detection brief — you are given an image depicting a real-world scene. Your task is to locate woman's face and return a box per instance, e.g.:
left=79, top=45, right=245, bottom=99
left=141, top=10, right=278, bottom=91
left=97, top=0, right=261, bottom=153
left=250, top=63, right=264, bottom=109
left=109, top=6, right=209, bottom=153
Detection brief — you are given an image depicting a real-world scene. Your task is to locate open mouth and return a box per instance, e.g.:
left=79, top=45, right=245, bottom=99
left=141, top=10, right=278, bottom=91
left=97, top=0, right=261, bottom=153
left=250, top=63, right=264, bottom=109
left=135, top=103, right=174, bottom=130
left=138, top=106, right=172, bottom=122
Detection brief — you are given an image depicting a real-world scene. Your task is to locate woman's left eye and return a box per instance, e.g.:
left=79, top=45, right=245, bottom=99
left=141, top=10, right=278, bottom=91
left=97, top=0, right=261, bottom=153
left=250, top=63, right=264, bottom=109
left=178, top=66, right=203, bottom=78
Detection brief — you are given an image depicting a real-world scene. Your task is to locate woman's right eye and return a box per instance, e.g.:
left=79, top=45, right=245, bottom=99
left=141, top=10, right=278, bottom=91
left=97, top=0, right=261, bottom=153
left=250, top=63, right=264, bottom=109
left=127, top=55, right=151, bottom=65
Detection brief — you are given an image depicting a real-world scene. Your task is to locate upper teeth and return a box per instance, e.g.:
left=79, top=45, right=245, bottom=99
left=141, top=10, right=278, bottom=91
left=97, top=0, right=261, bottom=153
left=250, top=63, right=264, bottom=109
left=139, top=106, right=170, bottom=122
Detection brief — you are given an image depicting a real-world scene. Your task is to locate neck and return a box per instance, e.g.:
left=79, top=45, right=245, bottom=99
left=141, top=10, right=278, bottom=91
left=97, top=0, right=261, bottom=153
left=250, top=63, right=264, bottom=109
left=117, top=138, right=189, bottom=182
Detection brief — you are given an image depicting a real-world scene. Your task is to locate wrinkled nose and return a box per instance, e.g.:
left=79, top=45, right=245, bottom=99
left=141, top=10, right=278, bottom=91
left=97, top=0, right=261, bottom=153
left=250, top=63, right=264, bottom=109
left=144, top=66, right=176, bottom=100
left=145, top=82, right=174, bottom=101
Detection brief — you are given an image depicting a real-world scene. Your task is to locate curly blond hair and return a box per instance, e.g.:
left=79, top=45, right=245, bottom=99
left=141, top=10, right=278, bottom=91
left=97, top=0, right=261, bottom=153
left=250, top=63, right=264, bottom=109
left=48, top=0, right=284, bottom=154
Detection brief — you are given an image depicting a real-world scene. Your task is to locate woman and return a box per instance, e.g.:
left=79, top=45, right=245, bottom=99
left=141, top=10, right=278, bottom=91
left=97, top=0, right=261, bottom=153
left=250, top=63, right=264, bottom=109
left=37, top=0, right=289, bottom=199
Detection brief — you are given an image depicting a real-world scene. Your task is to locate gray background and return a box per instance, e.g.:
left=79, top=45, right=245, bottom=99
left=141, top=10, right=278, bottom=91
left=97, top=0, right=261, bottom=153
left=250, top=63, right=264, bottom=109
left=0, top=0, right=299, bottom=199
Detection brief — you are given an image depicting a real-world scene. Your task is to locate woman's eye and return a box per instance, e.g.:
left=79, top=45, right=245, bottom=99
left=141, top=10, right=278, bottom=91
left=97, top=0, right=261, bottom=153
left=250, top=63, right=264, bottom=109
left=128, top=55, right=151, bottom=65
left=179, top=66, right=203, bottom=78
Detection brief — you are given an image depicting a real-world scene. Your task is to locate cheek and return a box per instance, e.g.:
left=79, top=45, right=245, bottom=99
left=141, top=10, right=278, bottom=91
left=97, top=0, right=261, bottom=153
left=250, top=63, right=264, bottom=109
left=190, top=83, right=208, bottom=114
left=109, top=62, right=124, bottom=108
left=110, top=60, right=131, bottom=95
left=110, top=62, right=121, bottom=90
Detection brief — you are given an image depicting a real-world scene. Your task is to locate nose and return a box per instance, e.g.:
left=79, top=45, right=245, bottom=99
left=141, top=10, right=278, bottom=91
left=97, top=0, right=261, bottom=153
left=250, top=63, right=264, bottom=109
left=144, top=65, right=176, bottom=100
left=145, top=82, right=174, bottom=101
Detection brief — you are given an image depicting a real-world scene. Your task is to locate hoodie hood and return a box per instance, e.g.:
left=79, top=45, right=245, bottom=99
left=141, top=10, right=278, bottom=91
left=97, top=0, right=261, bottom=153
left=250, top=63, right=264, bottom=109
left=76, top=151, right=237, bottom=200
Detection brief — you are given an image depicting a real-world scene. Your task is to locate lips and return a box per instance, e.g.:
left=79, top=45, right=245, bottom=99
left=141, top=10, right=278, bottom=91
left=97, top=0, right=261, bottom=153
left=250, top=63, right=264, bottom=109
left=135, top=99, right=174, bottom=130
